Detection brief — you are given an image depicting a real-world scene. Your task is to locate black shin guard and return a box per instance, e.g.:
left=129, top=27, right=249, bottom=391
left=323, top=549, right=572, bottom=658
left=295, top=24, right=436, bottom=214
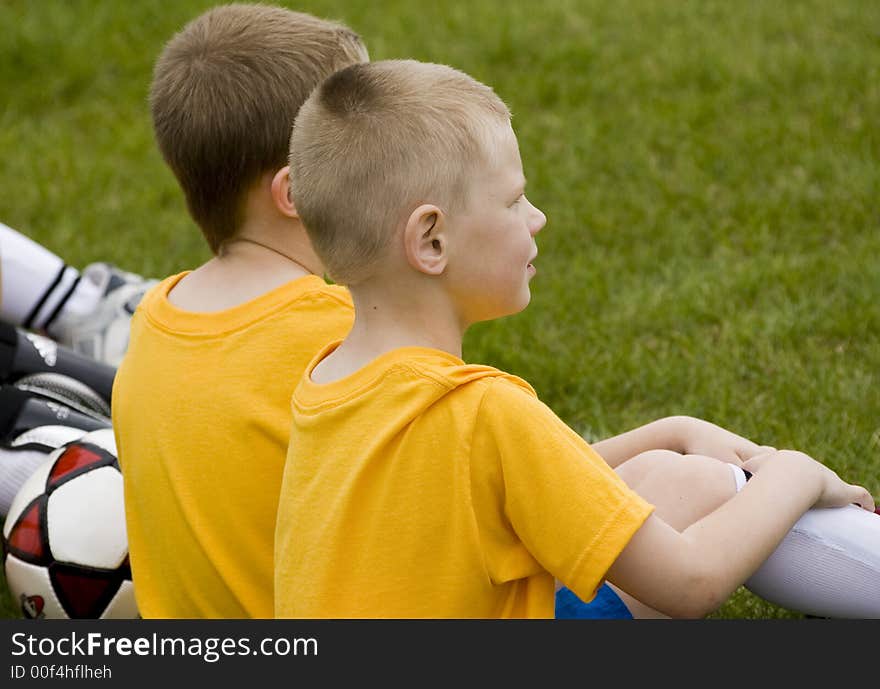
left=0, top=321, right=116, bottom=409
left=0, top=386, right=110, bottom=440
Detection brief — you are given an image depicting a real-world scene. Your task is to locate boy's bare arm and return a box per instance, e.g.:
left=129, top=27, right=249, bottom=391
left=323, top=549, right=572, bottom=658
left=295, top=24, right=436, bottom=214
left=603, top=450, right=875, bottom=618
left=591, top=415, right=773, bottom=468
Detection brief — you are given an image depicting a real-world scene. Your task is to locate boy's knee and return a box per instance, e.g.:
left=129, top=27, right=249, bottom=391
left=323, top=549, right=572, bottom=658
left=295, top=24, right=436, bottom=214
left=620, top=452, right=739, bottom=530
left=669, top=454, right=739, bottom=507
left=615, top=449, right=683, bottom=486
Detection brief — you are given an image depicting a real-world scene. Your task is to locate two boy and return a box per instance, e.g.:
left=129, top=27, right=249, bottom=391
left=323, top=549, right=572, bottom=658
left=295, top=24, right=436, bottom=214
left=111, top=2, right=737, bottom=619
left=113, top=3, right=879, bottom=619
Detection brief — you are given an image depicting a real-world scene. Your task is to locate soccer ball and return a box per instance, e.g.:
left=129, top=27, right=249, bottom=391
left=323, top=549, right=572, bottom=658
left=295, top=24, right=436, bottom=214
left=1, top=428, right=138, bottom=618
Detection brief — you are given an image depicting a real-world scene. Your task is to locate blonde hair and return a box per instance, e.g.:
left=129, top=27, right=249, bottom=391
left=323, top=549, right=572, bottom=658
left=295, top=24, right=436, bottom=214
left=289, top=59, right=510, bottom=285
left=150, top=3, right=368, bottom=253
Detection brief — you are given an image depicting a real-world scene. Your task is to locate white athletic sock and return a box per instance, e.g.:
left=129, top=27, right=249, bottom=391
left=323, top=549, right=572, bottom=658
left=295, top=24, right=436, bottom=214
left=734, top=466, right=880, bottom=618
left=729, top=463, right=748, bottom=492
left=0, top=448, right=50, bottom=517
left=0, top=222, right=102, bottom=332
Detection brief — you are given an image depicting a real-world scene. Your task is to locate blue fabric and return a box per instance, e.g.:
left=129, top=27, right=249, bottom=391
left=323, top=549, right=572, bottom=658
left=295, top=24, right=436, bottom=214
left=555, top=583, right=632, bottom=619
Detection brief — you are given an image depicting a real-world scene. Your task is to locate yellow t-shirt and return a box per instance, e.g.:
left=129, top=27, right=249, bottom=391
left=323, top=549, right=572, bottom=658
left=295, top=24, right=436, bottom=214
left=112, top=272, right=353, bottom=618
left=275, top=344, right=654, bottom=618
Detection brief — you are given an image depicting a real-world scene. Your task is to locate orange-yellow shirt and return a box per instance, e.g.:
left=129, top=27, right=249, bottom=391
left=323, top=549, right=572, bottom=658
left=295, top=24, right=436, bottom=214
left=275, top=344, right=653, bottom=618
left=112, top=273, right=353, bottom=618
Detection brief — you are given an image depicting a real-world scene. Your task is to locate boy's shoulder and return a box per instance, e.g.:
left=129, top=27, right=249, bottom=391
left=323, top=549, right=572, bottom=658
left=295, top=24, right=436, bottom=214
left=390, top=352, right=535, bottom=398
left=136, top=272, right=186, bottom=311
left=133, top=272, right=353, bottom=341
left=402, top=355, right=542, bottom=421
left=469, top=372, right=550, bottom=423
left=446, top=370, right=582, bottom=451
left=295, top=347, right=538, bottom=418
left=139, top=272, right=351, bottom=314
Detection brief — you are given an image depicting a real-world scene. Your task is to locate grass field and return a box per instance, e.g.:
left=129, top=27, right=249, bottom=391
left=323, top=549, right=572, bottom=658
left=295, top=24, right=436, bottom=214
left=1, top=0, right=878, bottom=619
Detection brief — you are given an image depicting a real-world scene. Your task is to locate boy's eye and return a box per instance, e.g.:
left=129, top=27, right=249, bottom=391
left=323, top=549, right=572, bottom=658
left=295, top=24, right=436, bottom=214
left=510, top=194, right=524, bottom=207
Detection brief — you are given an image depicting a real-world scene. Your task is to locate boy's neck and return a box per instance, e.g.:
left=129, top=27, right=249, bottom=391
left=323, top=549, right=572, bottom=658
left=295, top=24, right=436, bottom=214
left=221, top=170, right=324, bottom=276
left=221, top=230, right=318, bottom=277
left=352, top=288, right=463, bottom=357
left=167, top=215, right=323, bottom=312
left=227, top=203, right=323, bottom=276
left=311, top=280, right=465, bottom=384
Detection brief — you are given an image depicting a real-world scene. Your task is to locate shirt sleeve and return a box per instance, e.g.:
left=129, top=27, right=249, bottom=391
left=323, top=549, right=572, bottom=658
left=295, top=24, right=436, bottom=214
left=468, top=377, right=654, bottom=602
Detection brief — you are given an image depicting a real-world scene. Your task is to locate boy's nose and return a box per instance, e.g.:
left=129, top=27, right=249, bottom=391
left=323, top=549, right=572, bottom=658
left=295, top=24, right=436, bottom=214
left=528, top=200, right=547, bottom=235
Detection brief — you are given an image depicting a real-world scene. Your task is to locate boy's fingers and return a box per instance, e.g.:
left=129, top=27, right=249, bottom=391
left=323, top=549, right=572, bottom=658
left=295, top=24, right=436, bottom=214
left=741, top=451, right=779, bottom=473
left=852, top=488, right=876, bottom=513
left=737, top=444, right=777, bottom=461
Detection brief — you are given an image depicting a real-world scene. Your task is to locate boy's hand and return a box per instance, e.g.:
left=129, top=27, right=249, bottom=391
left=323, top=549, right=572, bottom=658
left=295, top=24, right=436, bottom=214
left=676, top=416, right=775, bottom=467
left=743, top=450, right=876, bottom=512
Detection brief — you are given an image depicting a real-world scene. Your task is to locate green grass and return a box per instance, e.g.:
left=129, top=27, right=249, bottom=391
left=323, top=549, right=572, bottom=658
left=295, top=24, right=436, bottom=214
left=1, top=0, right=878, bottom=620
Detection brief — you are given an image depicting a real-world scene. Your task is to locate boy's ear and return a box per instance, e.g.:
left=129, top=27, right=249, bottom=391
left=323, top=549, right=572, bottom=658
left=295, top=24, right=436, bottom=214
left=404, top=204, right=447, bottom=276
left=270, top=166, right=299, bottom=218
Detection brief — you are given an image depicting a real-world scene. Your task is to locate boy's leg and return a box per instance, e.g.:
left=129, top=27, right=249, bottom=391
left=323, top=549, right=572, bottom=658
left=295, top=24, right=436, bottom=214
left=744, top=503, right=880, bottom=618
left=604, top=450, right=880, bottom=618
left=614, top=450, right=738, bottom=531
left=610, top=450, right=741, bottom=618
left=556, top=449, right=739, bottom=619
left=46, top=262, right=157, bottom=367
left=0, top=383, right=111, bottom=516
left=0, top=222, right=95, bottom=330
left=0, top=221, right=156, bottom=366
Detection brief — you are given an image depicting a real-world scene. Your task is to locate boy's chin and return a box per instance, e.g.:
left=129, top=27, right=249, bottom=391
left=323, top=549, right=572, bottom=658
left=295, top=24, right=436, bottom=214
left=466, top=290, right=532, bottom=327
left=491, top=294, right=532, bottom=321
left=515, top=288, right=533, bottom=312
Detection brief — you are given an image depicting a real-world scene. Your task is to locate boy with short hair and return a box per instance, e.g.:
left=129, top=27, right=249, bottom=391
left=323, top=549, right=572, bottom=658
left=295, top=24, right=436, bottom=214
left=110, top=3, right=367, bottom=618
left=274, top=59, right=875, bottom=618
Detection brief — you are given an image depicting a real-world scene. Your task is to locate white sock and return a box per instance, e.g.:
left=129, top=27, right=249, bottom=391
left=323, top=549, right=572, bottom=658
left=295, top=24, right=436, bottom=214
left=729, top=463, right=748, bottom=492
left=733, top=465, right=880, bottom=618
left=0, top=222, right=102, bottom=332
left=0, top=448, right=51, bottom=517
left=746, top=505, right=880, bottom=618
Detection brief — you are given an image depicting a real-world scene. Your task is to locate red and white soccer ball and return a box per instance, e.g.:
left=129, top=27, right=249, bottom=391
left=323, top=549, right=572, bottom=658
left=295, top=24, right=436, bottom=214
left=1, top=428, right=138, bottom=619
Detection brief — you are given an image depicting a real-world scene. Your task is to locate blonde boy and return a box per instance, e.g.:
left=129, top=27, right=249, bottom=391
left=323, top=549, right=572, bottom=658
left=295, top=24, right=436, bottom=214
left=275, top=60, right=874, bottom=618
left=111, top=4, right=367, bottom=618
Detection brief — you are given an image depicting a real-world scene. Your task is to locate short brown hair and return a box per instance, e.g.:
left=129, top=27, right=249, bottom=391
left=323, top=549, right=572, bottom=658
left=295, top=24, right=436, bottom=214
left=289, top=60, right=510, bottom=285
left=150, top=3, right=368, bottom=253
